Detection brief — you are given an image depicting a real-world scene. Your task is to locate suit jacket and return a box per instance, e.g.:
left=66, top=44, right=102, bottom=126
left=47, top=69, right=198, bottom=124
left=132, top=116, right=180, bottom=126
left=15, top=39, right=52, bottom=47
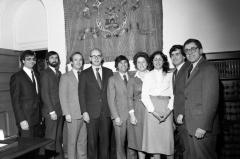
left=78, top=66, right=113, bottom=119
left=107, top=72, right=130, bottom=121
left=40, top=67, right=62, bottom=117
left=10, top=69, right=40, bottom=126
left=184, top=57, right=219, bottom=135
left=173, top=61, right=191, bottom=121
left=59, top=70, right=82, bottom=119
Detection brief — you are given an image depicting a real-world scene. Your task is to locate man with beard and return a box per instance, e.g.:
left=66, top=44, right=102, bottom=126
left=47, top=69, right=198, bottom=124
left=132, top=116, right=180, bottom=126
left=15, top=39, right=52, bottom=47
left=40, top=51, right=64, bottom=159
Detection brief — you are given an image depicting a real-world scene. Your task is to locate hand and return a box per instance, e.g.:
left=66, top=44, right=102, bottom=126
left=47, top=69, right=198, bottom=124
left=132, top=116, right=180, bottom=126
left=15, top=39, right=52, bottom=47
left=50, top=112, right=57, bottom=120
left=176, top=114, right=184, bottom=124
left=151, top=111, right=163, bottom=123
left=83, top=112, right=90, bottom=123
left=65, top=115, right=72, bottom=123
left=195, top=128, right=206, bottom=139
left=114, top=117, right=122, bottom=126
left=130, top=113, right=137, bottom=125
left=20, top=120, right=29, bottom=130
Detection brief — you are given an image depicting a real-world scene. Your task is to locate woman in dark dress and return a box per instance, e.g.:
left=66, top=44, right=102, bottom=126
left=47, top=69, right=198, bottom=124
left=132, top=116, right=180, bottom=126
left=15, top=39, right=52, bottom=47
left=127, top=52, right=149, bottom=159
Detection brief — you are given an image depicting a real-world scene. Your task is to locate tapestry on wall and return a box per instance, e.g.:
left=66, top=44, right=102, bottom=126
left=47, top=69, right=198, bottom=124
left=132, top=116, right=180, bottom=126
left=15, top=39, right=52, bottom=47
left=64, top=0, right=162, bottom=62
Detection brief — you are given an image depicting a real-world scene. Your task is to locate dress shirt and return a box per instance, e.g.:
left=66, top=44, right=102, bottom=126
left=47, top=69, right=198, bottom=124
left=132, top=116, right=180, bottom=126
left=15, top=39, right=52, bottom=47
left=119, top=72, right=129, bottom=81
left=49, top=65, right=56, bottom=74
left=191, top=56, right=202, bottom=73
left=176, top=62, right=185, bottom=73
left=23, top=66, right=38, bottom=93
left=72, top=68, right=80, bottom=81
left=141, top=69, right=174, bottom=112
left=92, top=65, right=102, bottom=79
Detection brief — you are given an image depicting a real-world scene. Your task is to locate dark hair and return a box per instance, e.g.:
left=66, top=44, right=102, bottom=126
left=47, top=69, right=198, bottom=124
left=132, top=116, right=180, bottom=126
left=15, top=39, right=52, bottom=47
left=69, top=52, right=85, bottom=70
left=114, top=55, right=130, bottom=71
left=20, top=50, right=35, bottom=64
left=45, top=51, right=60, bottom=63
left=149, top=51, right=169, bottom=73
left=133, top=52, right=149, bottom=70
left=183, top=38, right=203, bottom=49
left=169, top=45, right=186, bottom=58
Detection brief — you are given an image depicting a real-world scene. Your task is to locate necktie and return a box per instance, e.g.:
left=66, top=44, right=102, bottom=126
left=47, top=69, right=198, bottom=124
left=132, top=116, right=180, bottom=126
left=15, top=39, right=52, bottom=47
left=77, top=71, right=81, bottom=81
left=96, top=68, right=102, bottom=89
left=187, top=64, right=193, bottom=78
left=55, top=68, right=60, bottom=78
left=123, top=74, right=128, bottom=86
left=31, top=70, right=37, bottom=93
left=173, top=69, right=177, bottom=85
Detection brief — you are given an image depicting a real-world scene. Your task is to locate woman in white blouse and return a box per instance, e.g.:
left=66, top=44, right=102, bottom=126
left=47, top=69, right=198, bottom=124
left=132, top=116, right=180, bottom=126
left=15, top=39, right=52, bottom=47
left=141, top=51, right=174, bottom=159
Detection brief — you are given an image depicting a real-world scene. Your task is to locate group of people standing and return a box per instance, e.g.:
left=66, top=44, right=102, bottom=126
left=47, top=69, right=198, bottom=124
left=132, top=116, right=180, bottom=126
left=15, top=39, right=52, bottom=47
left=9, top=38, right=220, bottom=159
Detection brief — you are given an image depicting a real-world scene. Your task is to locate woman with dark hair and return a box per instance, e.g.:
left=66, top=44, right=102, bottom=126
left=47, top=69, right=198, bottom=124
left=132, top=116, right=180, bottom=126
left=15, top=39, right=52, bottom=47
left=127, top=52, right=149, bottom=159
left=141, top=51, right=174, bottom=159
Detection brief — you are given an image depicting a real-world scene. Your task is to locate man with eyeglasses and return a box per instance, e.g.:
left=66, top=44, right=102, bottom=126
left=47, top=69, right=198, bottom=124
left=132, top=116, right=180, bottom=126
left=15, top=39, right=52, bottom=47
left=78, top=48, right=113, bottom=159
left=10, top=50, right=41, bottom=158
left=183, top=39, right=219, bottom=159
left=169, top=45, right=191, bottom=159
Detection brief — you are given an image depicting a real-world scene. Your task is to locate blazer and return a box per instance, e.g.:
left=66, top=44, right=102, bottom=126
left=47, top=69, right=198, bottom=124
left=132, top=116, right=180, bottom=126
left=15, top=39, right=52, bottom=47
left=78, top=66, right=113, bottom=119
left=10, top=69, right=40, bottom=126
left=107, top=72, right=130, bottom=121
left=59, top=70, right=82, bottom=119
left=173, top=61, right=191, bottom=121
left=40, top=67, right=62, bottom=117
left=184, top=57, right=219, bottom=135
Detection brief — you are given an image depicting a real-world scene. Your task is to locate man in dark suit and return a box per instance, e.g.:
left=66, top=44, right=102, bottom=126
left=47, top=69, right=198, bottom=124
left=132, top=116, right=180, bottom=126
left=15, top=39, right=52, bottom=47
left=182, top=39, right=219, bottom=159
left=10, top=50, right=41, bottom=137
left=79, top=48, right=113, bottom=159
left=40, top=51, right=64, bottom=159
left=169, top=45, right=191, bottom=159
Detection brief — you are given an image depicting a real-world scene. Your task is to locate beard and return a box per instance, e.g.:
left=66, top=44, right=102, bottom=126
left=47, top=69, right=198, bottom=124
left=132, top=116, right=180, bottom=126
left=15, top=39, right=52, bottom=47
left=48, top=61, right=59, bottom=68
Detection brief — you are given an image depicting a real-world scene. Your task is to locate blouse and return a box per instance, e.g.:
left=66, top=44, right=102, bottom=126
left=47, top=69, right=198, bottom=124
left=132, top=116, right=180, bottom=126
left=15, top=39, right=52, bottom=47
left=141, top=69, right=174, bottom=112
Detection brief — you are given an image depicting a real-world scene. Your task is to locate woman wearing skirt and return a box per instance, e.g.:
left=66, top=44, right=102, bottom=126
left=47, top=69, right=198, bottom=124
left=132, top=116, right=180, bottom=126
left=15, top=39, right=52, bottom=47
left=141, top=51, right=174, bottom=159
left=127, top=52, right=150, bottom=159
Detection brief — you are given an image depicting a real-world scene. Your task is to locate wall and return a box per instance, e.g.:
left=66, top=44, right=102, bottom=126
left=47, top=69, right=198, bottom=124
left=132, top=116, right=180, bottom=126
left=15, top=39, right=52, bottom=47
left=1, top=0, right=240, bottom=71
left=163, top=0, right=240, bottom=54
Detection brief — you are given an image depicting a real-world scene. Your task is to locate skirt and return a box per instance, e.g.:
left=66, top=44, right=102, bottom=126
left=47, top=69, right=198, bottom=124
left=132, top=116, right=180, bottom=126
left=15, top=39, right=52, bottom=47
left=142, top=95, right=174, bottom=155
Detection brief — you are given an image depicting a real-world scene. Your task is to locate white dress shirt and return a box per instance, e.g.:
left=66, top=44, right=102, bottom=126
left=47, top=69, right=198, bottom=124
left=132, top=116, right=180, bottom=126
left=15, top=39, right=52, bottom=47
left=141, top=69, right=174, bottom=112
left=92, top=65, right=102, bottom=79
left=23, top=66, right=38, bottom=93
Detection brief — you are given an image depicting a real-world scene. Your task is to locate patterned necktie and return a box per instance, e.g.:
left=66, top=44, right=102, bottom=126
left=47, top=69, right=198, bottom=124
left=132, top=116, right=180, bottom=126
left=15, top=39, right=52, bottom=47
left=187, top=64, right=193, bottom=78
left=31, top=70, right=37, bottom=93
left=96, top=68, right=102, bottom=89
left=123, top=74, right=128, bottom=86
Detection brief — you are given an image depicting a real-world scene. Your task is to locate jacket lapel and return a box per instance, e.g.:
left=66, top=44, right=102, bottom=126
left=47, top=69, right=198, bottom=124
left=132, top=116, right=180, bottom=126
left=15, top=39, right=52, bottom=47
left=116, top=72, right=127, bottom=91
left=69, top=70, right=78, bottom=83
left=185, top=58, right=205, bottom=85
left=88, top=67, right=101, bottom=90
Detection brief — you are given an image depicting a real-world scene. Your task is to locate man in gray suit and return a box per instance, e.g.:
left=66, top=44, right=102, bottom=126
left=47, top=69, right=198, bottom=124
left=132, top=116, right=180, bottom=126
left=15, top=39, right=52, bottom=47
left=107, top=55, right=136, bottom=159
left=182, top=39, right=219, bottom=159
left=59, top=52, right=87, bottom=159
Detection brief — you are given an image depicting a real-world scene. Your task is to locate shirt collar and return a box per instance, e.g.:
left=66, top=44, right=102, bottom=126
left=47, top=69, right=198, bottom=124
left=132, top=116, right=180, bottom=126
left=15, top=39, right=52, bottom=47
left=176, top=62, right=185, bottom=72
left=119, top=72, right=128, bottom=80
left=192, top=56, right=202, bottom=68
left=23, top=66, right=32, bottom=74
left=92, top=65, right=102, bottom=71
left=135, top=70, right=149, bottom=80
left=49, top=65, right=56, bottom=73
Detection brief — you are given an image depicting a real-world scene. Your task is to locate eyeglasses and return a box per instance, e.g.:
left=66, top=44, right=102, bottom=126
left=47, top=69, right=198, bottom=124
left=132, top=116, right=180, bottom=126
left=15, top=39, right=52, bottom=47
left=90, top=55, right=102, bottom=59
left=184, top=47, right=198, bottom=55
left=25, top=57, right=36, bottom=61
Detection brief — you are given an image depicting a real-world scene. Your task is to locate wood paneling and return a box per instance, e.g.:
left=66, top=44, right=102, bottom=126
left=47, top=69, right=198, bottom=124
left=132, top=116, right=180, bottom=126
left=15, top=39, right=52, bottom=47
left=0, top=49, right=19, bottom=136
